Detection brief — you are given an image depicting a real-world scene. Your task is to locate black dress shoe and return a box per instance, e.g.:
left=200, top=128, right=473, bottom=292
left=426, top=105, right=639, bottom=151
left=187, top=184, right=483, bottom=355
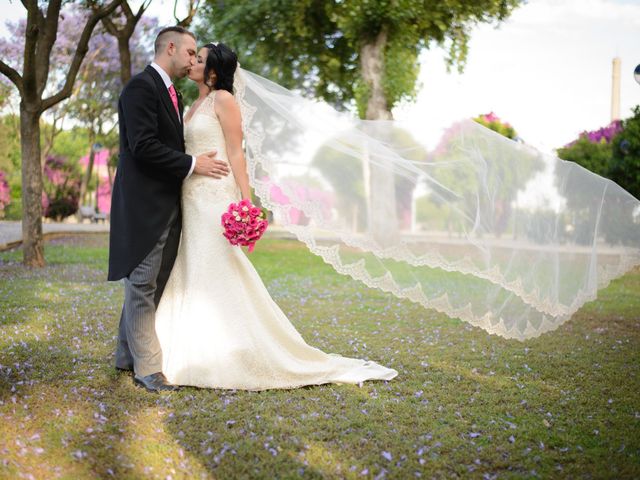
left=115, top=365, right=133, bottom=373
left=133, top=372, right=179, bottom=392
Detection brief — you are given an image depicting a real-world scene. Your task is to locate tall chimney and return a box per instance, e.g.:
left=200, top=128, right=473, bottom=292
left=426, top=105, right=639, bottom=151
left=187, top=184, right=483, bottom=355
left=611, top=57, right=621, bottom=121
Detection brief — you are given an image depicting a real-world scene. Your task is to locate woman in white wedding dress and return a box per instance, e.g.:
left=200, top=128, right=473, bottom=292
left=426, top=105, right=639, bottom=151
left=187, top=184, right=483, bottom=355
left=154, top=43, right=397, bottom=390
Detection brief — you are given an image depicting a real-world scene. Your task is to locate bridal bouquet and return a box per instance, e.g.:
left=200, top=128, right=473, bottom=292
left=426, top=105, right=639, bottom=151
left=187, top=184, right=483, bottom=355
left=221, top=199, right=268, bottom=252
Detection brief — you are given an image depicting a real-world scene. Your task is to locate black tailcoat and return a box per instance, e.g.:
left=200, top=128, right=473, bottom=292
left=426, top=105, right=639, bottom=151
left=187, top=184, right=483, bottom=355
left=108, top=65, right=192, bottom=281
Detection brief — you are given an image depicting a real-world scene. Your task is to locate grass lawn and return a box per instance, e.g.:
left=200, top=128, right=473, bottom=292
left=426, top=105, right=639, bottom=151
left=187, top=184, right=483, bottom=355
left=0, top=234, right=639, bottom=479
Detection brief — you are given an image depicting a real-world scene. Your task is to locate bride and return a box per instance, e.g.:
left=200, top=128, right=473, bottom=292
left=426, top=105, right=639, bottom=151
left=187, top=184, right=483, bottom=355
left=155, top=41, right=640, bottom=389
left=154, top=43, right=398, bottom=390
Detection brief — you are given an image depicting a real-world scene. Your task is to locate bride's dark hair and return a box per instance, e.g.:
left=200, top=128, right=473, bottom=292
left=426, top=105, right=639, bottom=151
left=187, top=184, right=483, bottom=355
left=203, top=43, right=237, bottom=94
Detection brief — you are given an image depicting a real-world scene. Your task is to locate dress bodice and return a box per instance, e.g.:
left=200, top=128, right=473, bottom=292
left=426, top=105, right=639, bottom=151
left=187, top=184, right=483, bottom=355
left=182, top=91, right=239, bottom=204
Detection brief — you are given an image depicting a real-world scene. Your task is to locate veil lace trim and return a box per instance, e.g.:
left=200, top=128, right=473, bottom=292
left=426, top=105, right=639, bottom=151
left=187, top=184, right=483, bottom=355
left=232, top=67, right=640, bottom=341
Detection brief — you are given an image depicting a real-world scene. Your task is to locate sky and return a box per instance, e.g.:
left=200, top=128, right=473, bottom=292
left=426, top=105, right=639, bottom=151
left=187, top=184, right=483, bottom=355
left=2, top=0, right=640, bottom=154
left=393, top=0, right=640, bottom=152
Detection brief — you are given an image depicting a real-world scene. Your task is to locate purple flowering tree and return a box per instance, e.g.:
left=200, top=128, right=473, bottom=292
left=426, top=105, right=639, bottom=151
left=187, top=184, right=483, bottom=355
left=474, top=112, right=519, bottom=140
left=95, top=0, right=152, bottom=86
left=555, top=119, right=631, bottom=244
left=58, top=10, right=156, bottom=206
left=578, top=120, right=623, bottom=145
left=609, top=108, right=640, bottom=199
left=556, top=120, right=624, bottom=180
left=96, top=0, right=199, bottom=86
left=0, top=0, right=122, bottom=267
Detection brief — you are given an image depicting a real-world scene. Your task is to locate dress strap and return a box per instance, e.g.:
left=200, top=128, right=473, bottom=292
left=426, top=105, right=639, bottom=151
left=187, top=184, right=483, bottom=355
left=203, top=89, right=217, bottom=110
left=207, top=90, right=220, bottom=118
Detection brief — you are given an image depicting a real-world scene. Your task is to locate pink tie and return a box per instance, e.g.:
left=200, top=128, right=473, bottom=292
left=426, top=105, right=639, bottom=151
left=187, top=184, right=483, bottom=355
left=168, top=84, right=180, bottom=119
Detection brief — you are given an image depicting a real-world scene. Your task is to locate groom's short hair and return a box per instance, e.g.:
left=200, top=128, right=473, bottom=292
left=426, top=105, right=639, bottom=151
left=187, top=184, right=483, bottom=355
left=154, top=26, right=196, bottom=54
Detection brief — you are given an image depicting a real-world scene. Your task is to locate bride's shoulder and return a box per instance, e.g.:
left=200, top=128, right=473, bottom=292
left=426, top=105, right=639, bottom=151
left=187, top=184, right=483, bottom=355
left=212, top=89, right=239, bottom=114
left=213, top=89, right=235, bottom=104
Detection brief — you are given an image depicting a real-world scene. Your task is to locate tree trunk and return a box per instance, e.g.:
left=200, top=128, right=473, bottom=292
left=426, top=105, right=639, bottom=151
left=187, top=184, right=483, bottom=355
left=0, top=0, right=123, bottom=268
left=360, top=30, right=397, bottom=246
left=20, top=104, right=45, bottom=267
left=360, top=29, right=392, bottom=121
left=117, top=36, right=132, bottom=85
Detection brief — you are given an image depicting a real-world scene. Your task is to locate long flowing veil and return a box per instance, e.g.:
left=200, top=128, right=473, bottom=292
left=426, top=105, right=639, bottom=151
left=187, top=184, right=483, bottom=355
left=232, top=67, right=640, bottom=341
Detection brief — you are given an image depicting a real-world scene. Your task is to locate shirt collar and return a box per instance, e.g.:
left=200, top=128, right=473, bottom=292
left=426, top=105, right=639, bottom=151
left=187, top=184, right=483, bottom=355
left=150, top=62, right=173, bottom=89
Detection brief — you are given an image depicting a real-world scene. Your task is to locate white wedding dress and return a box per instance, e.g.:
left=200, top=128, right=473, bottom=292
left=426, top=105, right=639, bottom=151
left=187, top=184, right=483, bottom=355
left=155, top=90, right=397, bottom=390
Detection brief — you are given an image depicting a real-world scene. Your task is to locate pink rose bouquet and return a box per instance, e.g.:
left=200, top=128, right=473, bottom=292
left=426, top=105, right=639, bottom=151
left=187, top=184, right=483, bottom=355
left=221, top=199, right=268, bottom=252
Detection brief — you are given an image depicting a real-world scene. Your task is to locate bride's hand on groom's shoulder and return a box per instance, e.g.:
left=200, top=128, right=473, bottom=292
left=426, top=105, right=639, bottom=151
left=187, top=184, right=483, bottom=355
left=195, top=150, right=230, bottom=178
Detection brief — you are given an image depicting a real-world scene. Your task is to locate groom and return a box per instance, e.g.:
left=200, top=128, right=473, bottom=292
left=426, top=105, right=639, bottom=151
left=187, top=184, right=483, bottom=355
left=108, top=26, right=229, bottom=392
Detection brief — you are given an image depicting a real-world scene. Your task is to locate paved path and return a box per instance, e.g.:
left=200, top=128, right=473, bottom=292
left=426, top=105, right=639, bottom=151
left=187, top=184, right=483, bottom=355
left=0, top=220, right=296, bottom=251
left=0, top=221, right=110, bottom=250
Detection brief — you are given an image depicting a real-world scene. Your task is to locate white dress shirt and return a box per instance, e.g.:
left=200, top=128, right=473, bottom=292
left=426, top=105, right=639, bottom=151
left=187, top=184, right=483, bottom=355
left=150, top=62, right=196, bottom=178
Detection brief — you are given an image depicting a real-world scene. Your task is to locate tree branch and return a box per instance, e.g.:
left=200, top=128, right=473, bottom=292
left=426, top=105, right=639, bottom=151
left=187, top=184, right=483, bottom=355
left=139, top=0, right=153, bottom=18
left=20, top=0, right=37, bottom=11
left=100, top=13, right=120, bottom=37
left=21, top=1, right=42, bottom=102
left=34, top=0, right=62, bottom=98
left=42, top=0, right=124, bottom=111
left=174, top=0, right=200, bottom=28
left=0, top=60, right=23, bottom=96
left=101, top=0, right=148, bottom=40
left=99, top=0, right=152, bottom=85
left=135, top=0, right=153, bottom=22
left=121, top=0, right=134, bottom=19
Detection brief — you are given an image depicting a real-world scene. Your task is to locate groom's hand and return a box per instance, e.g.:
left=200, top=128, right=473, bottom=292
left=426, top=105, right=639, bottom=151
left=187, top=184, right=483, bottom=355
left=194, top=150, right=230, bottom=178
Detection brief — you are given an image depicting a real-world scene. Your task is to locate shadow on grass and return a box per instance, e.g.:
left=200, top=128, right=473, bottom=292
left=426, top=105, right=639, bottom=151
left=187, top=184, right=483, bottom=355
left=0, top=235, right=639, bottom=478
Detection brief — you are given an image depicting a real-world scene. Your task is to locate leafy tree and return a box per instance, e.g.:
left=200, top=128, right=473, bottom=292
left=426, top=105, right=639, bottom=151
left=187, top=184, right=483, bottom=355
left=610, top=106, right=640, bottom=199
left=197, top=0, right=523, bottom=120
left=555, top=130, right=615, bottom=243
left=474, top=112, right=518, bottom=140
left=0, top=76, right=14, bottom=111
left=0, top=0, right=122, bottom=267
left=198, top=1, right=523, bottom=241
left=555, top=119, right=624, bottom=238
left=311, top=126, right=425, bottom=239
left=604, top=109, right=640, bottom=245
left=425, top=118, right=546, bottom=240
left=556, top=120, right=623, bottom=182
left=0, top=114, right=20, bottom=174
left=556, top=137, right=612, bottom=181
left=0, top=114, right=25, bottom=220
left=555, top=115, right=640, bottom=245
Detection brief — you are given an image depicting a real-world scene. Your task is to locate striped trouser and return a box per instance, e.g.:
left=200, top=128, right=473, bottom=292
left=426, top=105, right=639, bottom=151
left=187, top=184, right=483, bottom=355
left=115, top=206, right=181, bottom=377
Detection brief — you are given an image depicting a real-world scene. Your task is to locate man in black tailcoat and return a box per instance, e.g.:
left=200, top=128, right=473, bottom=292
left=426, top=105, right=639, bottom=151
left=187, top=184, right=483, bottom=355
left=108, top=26, right=229, bottom=392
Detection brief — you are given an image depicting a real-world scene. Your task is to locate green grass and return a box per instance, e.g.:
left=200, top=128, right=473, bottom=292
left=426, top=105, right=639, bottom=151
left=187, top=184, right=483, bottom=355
left=0, top=234, right=639, bottom=479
